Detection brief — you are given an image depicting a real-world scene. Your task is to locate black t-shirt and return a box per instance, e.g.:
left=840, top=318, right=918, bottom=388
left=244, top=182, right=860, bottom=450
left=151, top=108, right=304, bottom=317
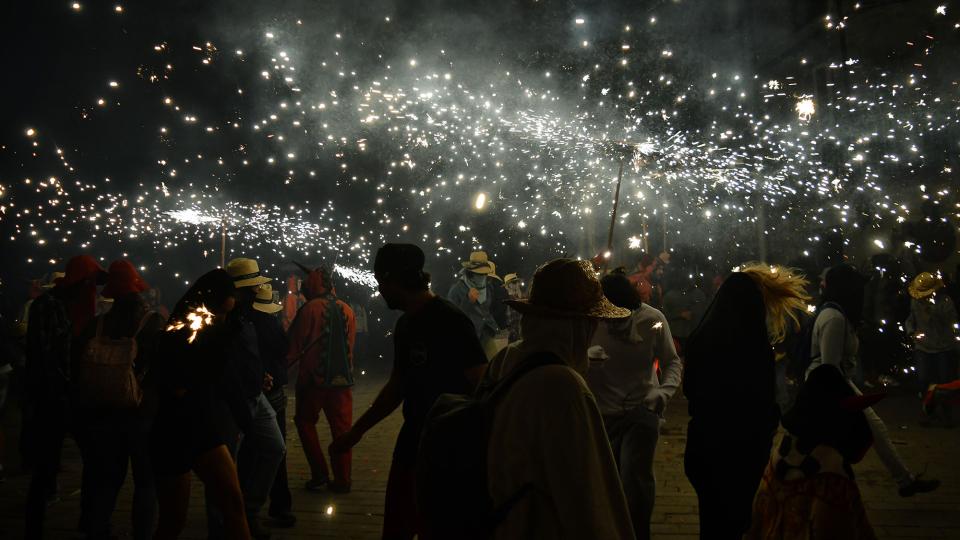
left=393, top=296, right=487, bottom=466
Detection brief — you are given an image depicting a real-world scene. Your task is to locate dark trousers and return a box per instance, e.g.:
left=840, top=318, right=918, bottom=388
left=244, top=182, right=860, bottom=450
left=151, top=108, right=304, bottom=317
left=916, top=350, right=958, bottom=390
left=24, top=398, right=67, bottom=540
left=382, top=460, right=421, bottom=540
left=684, top=422, right=772, bottom=540
left=605, top=408, right=661, bottom=540
left=266, top=389, right=292, bottom=515
left=76, top=414, right=156, bottom=540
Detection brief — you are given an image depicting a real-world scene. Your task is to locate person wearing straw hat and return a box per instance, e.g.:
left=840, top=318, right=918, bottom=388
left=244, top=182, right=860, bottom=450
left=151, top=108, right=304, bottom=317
left=484, top=258, right=634, bottom=539
left=906, top=272, right=960, bottom=391
left=24, top=255, right=107, bottom=539
left=448, top=251, right=502, bottom=358
left=223, top=257, right=285, bottom=540
left=286, top=265, right=356, bottom=495
left=243, top=284, right=296, bottom=528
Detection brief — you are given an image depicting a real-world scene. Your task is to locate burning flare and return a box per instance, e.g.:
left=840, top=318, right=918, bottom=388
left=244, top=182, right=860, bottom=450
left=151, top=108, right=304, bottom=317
left=166, top=305, right=215, bottom=344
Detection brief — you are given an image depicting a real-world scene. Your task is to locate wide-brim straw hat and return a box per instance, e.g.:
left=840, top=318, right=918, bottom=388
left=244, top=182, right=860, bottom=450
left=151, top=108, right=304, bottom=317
left=226, top=257, right=272, bottom=288
left=461, top=251, right=495, bottom=274
left=504, top=259, right=631, bottom=320
left=41, top=272, right=66, bottom=289
left=504, top=273, right=519, bottom=285
left=909, top=272, right=944, bottom=299
left=253, top=283, right=283, bottom=314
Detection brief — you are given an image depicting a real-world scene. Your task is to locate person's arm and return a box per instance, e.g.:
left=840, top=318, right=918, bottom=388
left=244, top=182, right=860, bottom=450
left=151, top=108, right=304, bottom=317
left=655, top=315, right=683, bottom=396
left=329, top=371, right=404, bottom=452
left=285, top=303, right=312, bottom=368
left=904, top=301, right=917, bottom=337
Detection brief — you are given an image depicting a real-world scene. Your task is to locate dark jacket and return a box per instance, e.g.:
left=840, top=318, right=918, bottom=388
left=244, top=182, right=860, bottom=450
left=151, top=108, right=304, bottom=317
left=249, top=309, right=289, bottom=388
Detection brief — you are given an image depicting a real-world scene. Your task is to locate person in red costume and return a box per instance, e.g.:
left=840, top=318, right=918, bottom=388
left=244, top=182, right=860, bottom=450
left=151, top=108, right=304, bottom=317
left=286, top=265, right=356, bottom=493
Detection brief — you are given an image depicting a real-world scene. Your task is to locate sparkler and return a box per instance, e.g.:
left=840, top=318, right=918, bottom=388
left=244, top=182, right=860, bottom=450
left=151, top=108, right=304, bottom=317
left=166, top=305, right=215, bottom=344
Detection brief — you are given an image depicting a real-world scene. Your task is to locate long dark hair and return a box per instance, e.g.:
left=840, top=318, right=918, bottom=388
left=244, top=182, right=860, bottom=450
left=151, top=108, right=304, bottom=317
left=169, top=269, right=236, bottom=323
left=684, top=273, right=773, bottom=410
left=822, top=264, right=866, bottom=326
left=601, top=273, right=641, bottom=311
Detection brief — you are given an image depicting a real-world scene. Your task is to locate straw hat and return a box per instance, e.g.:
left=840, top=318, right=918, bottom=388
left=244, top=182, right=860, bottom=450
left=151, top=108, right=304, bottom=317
left=461, top=251, right=495, bottom=274
left=41, top=272, right=66, bottom=290
left=226, top=258, right=271, bottom=288
left=504, top=273, right=519, bottom=285
left=488, top=261, right=503, bottom=282
left=909, top=272, right=944, bottom=299
left=504, top=259, right=631, bottom=320
left=253, top=284, right=283, bottom=314
left=101, top=260, right=150, bottom=299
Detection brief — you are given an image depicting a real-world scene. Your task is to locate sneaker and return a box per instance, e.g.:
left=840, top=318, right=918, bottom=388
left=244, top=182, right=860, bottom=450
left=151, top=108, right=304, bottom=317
left=899, top=475, right=941, bottom=497
left=328, top=482, right=352, bottom=494
left=267, top=511, right=297, bottom=528
left=305, top=477, right=329, bottom=492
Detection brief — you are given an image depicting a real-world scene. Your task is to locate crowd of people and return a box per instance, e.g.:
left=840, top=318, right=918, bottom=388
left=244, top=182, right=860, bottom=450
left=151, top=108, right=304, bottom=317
left=0, top=242, right=957, bottom=539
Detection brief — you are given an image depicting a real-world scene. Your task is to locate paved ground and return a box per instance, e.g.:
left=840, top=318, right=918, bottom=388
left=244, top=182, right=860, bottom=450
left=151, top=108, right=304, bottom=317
left=0, top=375, right=958, bottom=539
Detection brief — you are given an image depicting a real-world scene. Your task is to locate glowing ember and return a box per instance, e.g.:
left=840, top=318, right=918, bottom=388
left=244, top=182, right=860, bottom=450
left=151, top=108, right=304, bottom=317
left=166, top=305, right=215, bottom=344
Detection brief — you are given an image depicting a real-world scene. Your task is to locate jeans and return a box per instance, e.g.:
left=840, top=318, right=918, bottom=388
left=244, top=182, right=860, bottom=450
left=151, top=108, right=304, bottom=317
left=76, top=414, right=156, bottom=540
left=603, top=407, right=662, bottom=540
left=916, top=350, right=958, bottom=390
left=294, top=385, right=352, bottom=485
left=209, top=393, right=285, bottom=536
left=264, top=388, right=292, bottom=515
left=848, top=380, right=913, bottom=487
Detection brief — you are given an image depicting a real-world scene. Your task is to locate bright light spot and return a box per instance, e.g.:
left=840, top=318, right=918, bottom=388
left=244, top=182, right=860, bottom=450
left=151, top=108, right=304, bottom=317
left=325, top=505, right=335, bottom=516
left=936, top=5, right=947, bottom=15
left=71, top=2, right=81, bottom=11
left=574, top=17, right=585, bottom=25
left=474, top=192, right=487, bottom=210
left=114, top=4, right=123, bottom=12
left=873, top=239, right=885, bottom=249
left=795, top=97, right=815, bottom=122
left=109, top=80, right=119, bottom=88
left=25, top=128, right=36, bottom=137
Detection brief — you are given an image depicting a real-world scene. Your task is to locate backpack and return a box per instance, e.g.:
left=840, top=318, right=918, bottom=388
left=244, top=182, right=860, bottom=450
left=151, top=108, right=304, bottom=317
left=319, top=297, right=353, bottom=388
left=788, top=302, right=844, bottom=382
left=416, top=351, right=564, bottom=539
left=75, top=313, right=153, bottom=409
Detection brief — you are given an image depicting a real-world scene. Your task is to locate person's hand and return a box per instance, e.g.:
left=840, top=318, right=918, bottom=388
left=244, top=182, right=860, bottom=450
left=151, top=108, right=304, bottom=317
left=262, top=373, right=274, bottom=392
left=468, top=288, right=480, bottom=303
left=643, top=389, right=669, bottom=415
left=330, top=429, right=362, bottom=454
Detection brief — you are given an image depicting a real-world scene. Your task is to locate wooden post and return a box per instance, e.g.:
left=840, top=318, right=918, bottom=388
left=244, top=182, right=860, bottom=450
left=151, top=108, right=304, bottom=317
left=220, top=221, right=226, bottom=268
left=606, top=158, right=626, bottom=253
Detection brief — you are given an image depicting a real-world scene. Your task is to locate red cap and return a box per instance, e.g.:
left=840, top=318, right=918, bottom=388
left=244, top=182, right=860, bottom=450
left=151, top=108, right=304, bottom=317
left=58, top=255, right=107, bottom=287
left=100, top=260, right=149, bottom=299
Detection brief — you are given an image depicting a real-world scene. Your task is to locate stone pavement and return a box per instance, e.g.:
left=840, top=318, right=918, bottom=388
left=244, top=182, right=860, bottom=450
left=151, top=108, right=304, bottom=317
left=0, top=375, right=958, bottom=539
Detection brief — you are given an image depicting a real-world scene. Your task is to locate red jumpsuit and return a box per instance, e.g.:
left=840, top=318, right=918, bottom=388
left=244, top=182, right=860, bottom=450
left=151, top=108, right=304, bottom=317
left=287, top=271, right=356, bottom=487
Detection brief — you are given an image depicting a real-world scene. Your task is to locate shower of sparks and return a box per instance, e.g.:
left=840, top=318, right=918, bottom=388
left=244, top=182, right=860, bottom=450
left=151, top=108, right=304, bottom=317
left=1, top=2, right=958, bottom=292
left=166, top=305, right=215, bottom=344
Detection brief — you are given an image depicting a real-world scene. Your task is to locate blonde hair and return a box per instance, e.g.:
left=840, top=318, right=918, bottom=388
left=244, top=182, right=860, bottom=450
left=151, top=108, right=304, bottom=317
left=738, top=262, right=812, bottom=344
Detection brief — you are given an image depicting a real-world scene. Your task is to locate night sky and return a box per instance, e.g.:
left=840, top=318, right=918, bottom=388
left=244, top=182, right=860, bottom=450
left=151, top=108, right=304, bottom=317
left=1, top=0, right=958, bottom=315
